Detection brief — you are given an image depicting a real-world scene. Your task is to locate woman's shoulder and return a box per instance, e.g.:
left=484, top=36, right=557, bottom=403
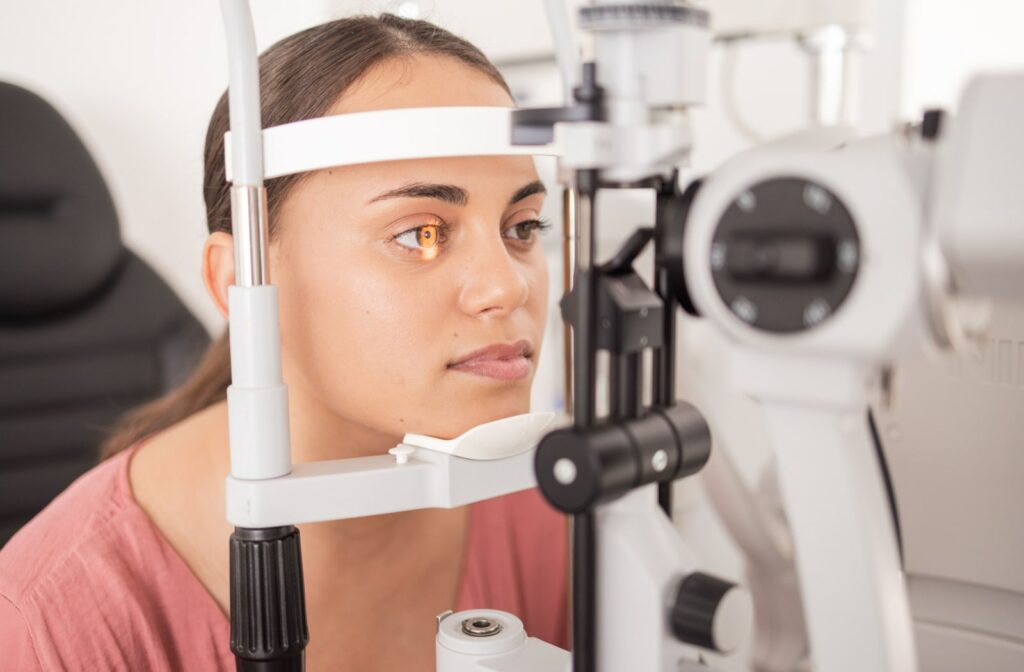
left=0, top=448, right=135, bottom=602
left=0, top=454, right=132, bottom=672
left=0, top=443, right=231, bottom=670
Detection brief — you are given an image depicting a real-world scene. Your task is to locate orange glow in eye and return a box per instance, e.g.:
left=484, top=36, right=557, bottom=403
left=418, top=224, right=441, bottom=259
left=417, top=224, right=440, bottom=248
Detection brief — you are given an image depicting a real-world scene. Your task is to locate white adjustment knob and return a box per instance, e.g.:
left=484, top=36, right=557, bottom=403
left=388, top=445, right=415, bottom=464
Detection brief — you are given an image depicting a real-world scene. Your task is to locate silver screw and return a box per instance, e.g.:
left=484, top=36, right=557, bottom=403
left=837, top=240, right=859, bottom=273
left=803, top=298, right=831, bottom=327
left=554, top=458, right=578, bottom=485
left=710, top=243, right=726, bottom=270
left=803, top=183, right=832, bottom=213
left=462, top=617, right=503, bottom=637
left=652, top=449, right=668, bottom=472
left=731, top=297, right=757, bottom=324
left=737, top=190, right=757, bottom=212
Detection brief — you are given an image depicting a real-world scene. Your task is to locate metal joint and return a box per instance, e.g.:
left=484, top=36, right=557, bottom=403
left=231, top=185, right=270, bottom=287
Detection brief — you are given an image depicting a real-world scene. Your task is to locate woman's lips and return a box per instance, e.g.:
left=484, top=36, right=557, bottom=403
left=447, top=338, right=532, bottom=380
left=448, top=356, right=530, bottom=380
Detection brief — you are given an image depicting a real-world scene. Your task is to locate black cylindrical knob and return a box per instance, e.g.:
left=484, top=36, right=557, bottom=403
left=654, top=402, right=711, bottom=480
left=536, top=403, right=712, bottom=514
left=535, top=425, right=637, bottom=514
left=670, top=572, right=752, bottom=654
left=230, top=526, right=309, bottom=671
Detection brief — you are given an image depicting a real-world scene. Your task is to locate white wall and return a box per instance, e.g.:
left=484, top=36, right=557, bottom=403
left=0, top=1, right=341, bottom=332
left=904, top=0, right=1024, bottom=116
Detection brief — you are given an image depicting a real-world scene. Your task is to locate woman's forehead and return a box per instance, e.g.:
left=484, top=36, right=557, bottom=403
left=318, top=154, right=542, bottom=202
left=311, top=53, right=528, bottom=200
left=328, top=53, right=514, bottom=115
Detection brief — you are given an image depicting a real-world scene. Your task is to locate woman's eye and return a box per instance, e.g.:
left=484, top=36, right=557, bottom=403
left=392, top=218, right=449, bottom=258
left=504, top=218, right=552, bottom=244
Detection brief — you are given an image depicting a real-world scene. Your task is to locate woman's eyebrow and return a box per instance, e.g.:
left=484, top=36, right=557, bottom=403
left=508, top=180, right=546, bottom=205
left=368, top=182, right=468, bottom=206
left=366, top=179, right=546, bottom=207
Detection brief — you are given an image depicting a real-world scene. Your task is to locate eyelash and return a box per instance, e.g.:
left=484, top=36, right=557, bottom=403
left=391, top=217, right=552, bottom=256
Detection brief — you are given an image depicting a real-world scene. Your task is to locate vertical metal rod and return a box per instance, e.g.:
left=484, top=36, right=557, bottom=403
left=653, top=280, right=677, bottom=406
left=571, top=513, right=596, bottom=672
left=572, top=173, right=598, bottom=428
left=570, top=170, right=599, bottom=672
left=801, top=24, right=856, bottom=127
left=653, top=187, right=678, bottom=517
left=611, top=352, right=641, bottom=420
left=563, top=186, right=577, bottom=413
left=560, top=185, right=580, bottom=672
left=655, top=299, right=677, bottom=515
left=231, top=185, right=270, bottom=287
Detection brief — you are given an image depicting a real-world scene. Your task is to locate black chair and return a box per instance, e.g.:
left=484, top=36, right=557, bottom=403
left=0, top=82, right=209, bottom=545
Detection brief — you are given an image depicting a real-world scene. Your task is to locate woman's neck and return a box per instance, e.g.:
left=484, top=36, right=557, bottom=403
left=284, top=380, right=405, bottom=464
left=131, top=385, right=468, bottom=621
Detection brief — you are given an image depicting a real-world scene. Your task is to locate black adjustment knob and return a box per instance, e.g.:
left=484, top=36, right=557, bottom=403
left=670, top=572, right=753, bottom=654
left=534, top=403, right=711, bottom=514
left=922, top=108, right=946, bottom=141
left=230, top=526, right=309, bottom=671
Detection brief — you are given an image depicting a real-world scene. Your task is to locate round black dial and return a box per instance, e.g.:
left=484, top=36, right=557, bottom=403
left=710, top=177, right=860, bottom=333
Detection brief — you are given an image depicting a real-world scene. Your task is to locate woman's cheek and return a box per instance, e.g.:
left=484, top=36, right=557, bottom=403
left=346, top=272, right=450, bottom=375
left=528, top=257, right=550, bottom=330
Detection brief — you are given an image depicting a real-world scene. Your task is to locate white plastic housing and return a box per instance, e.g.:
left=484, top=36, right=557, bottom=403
left=684, top=131, right=921, bottom=362
left=225, top=411, right=562, bottom=527
left=226, top=442, right=536, bottom=528
left=436, top=610, right=570, bottom=672
left=596, top=485, right=709, bottom=671
left=933, top=73, right=1024, bottom=302
left=591, top=16, right=709, bottom=112
left=227, top=285, right=291, bottom=480
left=761, top=385, right=918, bottom=672
left=553, top=120, right=694, bottom=179
left=225, top=107, right=559, bottom=181
left=682, top=130, right=922, bottom=671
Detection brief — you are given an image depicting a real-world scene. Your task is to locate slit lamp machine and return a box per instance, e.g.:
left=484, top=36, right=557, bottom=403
left=216, top=1, right=1024, bottom=670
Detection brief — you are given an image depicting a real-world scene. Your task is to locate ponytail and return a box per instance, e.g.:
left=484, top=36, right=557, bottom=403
left=99, top=331, right=230, bottom=458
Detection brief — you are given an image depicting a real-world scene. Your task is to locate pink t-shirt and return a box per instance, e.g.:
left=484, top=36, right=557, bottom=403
left=0, top=442, right=567, bottom=670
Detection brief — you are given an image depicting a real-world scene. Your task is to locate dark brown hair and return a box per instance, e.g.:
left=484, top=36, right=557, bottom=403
left=100, top=14, right=511, bottom=458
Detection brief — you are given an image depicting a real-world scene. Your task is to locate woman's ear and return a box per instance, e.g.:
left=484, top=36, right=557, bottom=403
left=202, top=232, right=234, bottom=319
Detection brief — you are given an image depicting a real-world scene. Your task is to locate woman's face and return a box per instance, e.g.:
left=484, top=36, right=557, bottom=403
left=270, top=54, right=550, bottom=442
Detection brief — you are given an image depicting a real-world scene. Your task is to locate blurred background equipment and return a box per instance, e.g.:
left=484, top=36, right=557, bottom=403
left=0, top=82, right=209, bottom=546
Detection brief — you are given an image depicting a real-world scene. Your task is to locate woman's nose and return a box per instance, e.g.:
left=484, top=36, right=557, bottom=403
left=456, top=231, right=530, bottom=318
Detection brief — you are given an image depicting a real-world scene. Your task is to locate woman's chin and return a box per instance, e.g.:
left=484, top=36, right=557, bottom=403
left=418, top=405, right=532, bottom=440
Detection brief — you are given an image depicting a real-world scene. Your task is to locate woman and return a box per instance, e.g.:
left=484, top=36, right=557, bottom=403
left=0, top=14, right=567, bottom=671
